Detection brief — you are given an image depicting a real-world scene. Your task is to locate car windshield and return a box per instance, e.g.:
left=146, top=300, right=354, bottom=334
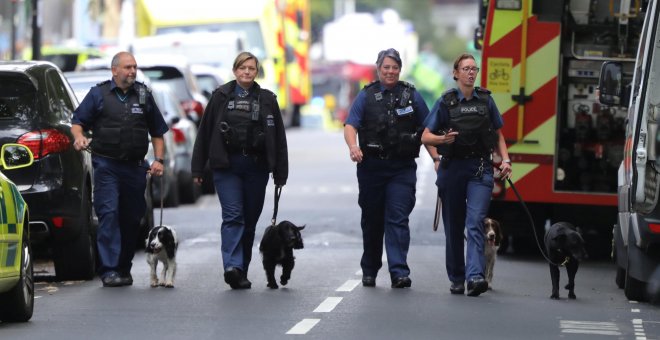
left=0, top=75, right=38, bottom=120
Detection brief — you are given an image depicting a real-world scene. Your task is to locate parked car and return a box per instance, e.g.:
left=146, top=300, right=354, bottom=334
left=0, top=144, right=35, bottom=322
left=0, top=61, right=96, bottom=281
left=190, top=63, right=226, bottom=100
left=81, top=54, right=208, bottom=126
left=151, top=82, right=200, bottom=203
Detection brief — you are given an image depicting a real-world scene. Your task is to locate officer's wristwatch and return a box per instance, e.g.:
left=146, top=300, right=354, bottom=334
left=154, top=158, right=164, bottom=164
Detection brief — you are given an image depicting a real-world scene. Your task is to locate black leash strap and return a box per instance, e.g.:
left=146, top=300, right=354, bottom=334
left=433, top=195, right=441, bottom=231
left=159, top=174, right=164, bottom=227
left=489, top=160, right=562, bottom=266
left=271, top=185, right=283, bottom=227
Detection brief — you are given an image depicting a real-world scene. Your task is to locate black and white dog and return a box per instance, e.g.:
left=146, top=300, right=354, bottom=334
left=544, top=222, right=587, bottom=299
left=259, top=221, right=305, bottom=289
left=145, top=225, right=178, bottom=288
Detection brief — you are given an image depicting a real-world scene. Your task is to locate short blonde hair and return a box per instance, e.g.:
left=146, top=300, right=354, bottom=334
left=232, top=51, right=260, bottom=73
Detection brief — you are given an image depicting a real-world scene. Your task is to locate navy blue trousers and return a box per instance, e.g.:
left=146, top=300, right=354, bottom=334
left=213, top=154, right=269, bottom=275
left=93, top=156, right=147, bottom=277
left=357, top=158, right=416, bottom=280
left=436, top=158, right=493, bottom=284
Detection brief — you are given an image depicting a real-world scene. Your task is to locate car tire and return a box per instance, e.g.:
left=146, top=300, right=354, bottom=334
left=0, top=222, right=35, bottom=322
left=178, top=170, right=200, bottom=204
left=53, top=188, right=96, bottom=281
left=162, top=174, right=180, bottom=208
left=616, top=266, right=626, bottom=289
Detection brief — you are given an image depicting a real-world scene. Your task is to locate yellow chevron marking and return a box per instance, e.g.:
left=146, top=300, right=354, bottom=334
left=492, top=36, right=561, bottom=115
left=489, top=3, right=534, bottom=46
left=508, top=162, right=539, bottom=184
left=508, top=115, right=556, bottom=155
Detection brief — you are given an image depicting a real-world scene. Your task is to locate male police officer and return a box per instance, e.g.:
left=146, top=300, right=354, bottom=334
left=422, top=53, right=511, bottom=297
left=344, top=48, right=439, bottom=288
left=72, top=52, right=169, bottom=287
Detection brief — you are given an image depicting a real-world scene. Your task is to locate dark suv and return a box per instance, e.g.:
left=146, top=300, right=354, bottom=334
left=0, top=61, right=96, bottom=280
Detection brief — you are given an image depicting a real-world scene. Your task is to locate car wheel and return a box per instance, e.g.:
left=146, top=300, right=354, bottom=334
left=178, top=170, right=200, bottom=204
left=616, top=266, right=626, bottom=289
left=53, top=188, right=96, bottom=280
left=0, top=223, right=35, bottom=322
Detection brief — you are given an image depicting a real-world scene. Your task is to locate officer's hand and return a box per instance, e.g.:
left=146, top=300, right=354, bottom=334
left=150, top=161, right=164, bottom=177
left=193, top=177, right=203, bottom=185
left=73, top=135, right=89, bottom=151
left=349, top=145, right=363, bottom=163
left=442, top=131, right=459, bottom=145
left=498, top=162, right=512, bottom=180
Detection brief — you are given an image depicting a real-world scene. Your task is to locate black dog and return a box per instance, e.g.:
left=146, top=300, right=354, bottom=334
left=259, top=221, right=305, bottom=289
left=544, top=222, right=587, bottom=299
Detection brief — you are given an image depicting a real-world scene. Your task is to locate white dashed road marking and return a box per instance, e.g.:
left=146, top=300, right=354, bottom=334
left=313, top=297, right=343, bottom=313
left=286, top=319, right=321, bottom=335
left=559, top=320, right=621, bottom=336
left=633, top=319, right=647, bottom=340
left=336, top=279, right=361, bottom=292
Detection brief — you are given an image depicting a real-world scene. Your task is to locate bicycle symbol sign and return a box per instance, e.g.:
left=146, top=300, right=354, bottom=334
left=487, top=58, right=512, bottom=93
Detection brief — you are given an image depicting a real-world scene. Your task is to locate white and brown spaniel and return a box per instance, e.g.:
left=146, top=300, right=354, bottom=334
left=483, top=217, right=503, bottom=289
left=145, top=225, right=178, bottom=288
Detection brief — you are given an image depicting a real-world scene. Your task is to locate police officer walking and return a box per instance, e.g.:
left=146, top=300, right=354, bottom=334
left=344, top=48, right=438, bottom=289
left=191, top=51, right=288, bottom=290
left=421, top=53, right=512, bottom=297
left=72, top=51, right=169, bottom=287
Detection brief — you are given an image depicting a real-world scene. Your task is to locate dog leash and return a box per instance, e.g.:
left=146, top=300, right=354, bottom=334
left=488, top=159, right=564, bottom=267
left=271, top=185, right=283, bottom=227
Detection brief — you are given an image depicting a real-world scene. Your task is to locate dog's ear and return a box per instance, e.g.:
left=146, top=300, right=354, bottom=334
left=297, top=225, right=305, bottom=231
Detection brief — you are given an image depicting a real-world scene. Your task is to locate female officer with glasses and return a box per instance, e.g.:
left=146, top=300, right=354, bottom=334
left=421, top=53, right=511, bottom=297
left=344, top=48, right=439, bottom=289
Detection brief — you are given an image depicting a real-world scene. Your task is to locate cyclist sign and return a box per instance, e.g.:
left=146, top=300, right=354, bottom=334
left=486, top=58, right=511, bottom=93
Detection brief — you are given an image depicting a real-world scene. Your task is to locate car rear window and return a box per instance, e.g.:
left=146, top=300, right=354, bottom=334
left=0, top=75, right=37, bottom=120
left=141, top=67, right=184, bottom=80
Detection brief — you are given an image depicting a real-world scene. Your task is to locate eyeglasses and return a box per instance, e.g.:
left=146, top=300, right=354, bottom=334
left=461, top=67, right=480, bottom=73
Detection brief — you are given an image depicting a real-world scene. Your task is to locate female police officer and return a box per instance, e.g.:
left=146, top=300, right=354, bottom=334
left=421, top=53, right=511, bottom=297
left=344, top=48, right=439, bottom=288
left=191, top=51, right=288, bottom=289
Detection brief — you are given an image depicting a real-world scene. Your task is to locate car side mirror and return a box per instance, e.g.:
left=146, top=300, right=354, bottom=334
left=1, top=144, right=34, bottom=169
left=598, top=62, right=623, bottom=106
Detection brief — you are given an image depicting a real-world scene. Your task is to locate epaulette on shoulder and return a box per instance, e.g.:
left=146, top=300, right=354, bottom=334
left=96, top=80, right=110, bottom=87
left=475, top=86, right=491, bottom=95
left=442, top=88, right=459, bottom=106
left=363, top=80, right=379, bottom=89
left=398, top=80, right=415, bottom=89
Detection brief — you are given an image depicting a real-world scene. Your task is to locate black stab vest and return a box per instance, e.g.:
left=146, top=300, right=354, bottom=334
left=90, top=81, right=149, bottom=161
left=221, top=93, right=265, bottom=154
left=358, top=81, right=421, bottom=159
left=437, top=87, right=498, bottom=159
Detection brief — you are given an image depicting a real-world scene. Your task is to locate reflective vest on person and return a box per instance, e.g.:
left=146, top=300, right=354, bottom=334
left=358, top=80, right=421, bottom=159
left=221, top=92, right=266, bottom=154
left=437, top=87, right=498, bottom=159
left=91, top=81, right=150, bottom=161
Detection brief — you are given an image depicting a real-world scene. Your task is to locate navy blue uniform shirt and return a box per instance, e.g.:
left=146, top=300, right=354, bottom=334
left=345, top=82, right=430, bottom=128
left=73, top=79, right=169, bottom=137
left=424, top=88, right=503, bottom=133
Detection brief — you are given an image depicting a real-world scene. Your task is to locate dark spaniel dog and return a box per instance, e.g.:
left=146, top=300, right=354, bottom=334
left=259, top=220, right=305, bottom=289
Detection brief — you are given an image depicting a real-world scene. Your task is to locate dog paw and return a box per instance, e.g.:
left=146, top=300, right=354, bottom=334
left=568, top=292, right=576, bottom=299
left=150, top=281, right=159, bottom=287
left=280, top=279, right=289, bottom=286
left=267, top=282, right=279, bottom=289
left=165, top=282, right=174, bottom=288
left=550, top=293, right=560, bottom=300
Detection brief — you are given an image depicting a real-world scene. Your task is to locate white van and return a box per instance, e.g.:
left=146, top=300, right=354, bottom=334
left=130, top=31, right=245, bottom=73
left=599, top=0, right=660, bottom=302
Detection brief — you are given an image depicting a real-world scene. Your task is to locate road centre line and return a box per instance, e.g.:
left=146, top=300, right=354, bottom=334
left=313, top=297, right=343, bottom=313
left=336, top=279, right=361, bottom=292
left=286, top=319, right=321, bottom=335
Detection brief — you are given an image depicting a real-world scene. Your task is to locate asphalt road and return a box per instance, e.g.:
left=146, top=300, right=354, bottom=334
left=2, top=128, right=657, bottom=339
